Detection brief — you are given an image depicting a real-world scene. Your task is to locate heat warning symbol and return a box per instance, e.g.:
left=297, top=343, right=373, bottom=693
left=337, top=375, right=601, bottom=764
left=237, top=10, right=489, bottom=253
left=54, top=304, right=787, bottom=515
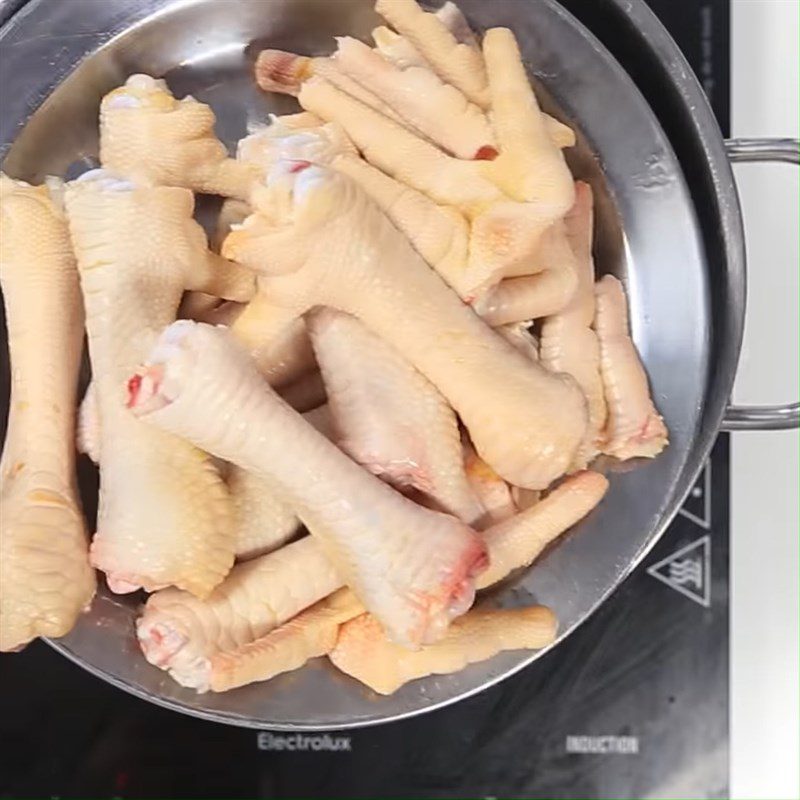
left=647, top=536, right=711, bottom=608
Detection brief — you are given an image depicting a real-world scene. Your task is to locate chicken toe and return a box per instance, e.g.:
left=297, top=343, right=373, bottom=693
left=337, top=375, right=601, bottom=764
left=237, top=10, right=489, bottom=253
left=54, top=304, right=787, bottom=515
left=129, top=320, right=487, bottom=647
left=594, top=275, right=668, bottom=459
left=208, top=589, right=364, bottom=692
left=330, top=605, right=557, bottom=695
left=101, top=74, right=260, bottom=199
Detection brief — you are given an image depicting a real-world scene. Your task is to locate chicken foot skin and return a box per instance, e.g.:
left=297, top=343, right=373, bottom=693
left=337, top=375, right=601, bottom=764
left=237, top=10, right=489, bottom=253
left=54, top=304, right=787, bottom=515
left=229, top=405, right=333, bottom=561
left=540, top=182, right=607, bottom=465
left=331, top=605, right=557, bottom=695
left=298, top=27, right=575, bottom=294
left=0, top=175, right=96, bottom=651
left=129, top=320, right=487, bottom=648
left=101, top=75, right=260, bottom=200
left=594, top=275, right=668, bottom=459
left=309, top=308, right=484, bottom=525
left=137, top=535, right=343, bottom=689
left=65, top=173, right=234, bottom=597
left=223, top=163, right=587, bottom=489
left=208, top=589, right=364, bottom=693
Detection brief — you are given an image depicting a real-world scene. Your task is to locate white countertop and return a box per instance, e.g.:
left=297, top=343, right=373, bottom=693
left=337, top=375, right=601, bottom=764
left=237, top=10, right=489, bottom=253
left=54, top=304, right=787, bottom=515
left=730, top=2, right=799, bottom=798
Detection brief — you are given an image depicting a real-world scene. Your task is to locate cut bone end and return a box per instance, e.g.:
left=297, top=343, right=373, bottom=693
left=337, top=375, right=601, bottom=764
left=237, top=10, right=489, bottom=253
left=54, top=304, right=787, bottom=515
left=136, top=615, right=210, bottom=689
left=254, top=49, right=313, bottom=95
left=605, top=414, right=669, bottom=460
left=127, top=320, right=199, bottom=416
left=74, top=168, right=135, bottom=193
left=412, top=534, right=488, bottom=647
left=102, top=73, right=176, bottom=111
left=474, top=145, right=499, bottom=161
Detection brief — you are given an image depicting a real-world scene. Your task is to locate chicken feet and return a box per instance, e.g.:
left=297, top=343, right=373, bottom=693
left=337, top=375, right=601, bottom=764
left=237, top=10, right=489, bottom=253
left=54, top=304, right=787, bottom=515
left=0, top=175, right=95, bottom=651
left=129, top=320, right=487, bottom=648
left=223, top=163, right=587, bottom=489
left=65, top=172, right=234, bottom=597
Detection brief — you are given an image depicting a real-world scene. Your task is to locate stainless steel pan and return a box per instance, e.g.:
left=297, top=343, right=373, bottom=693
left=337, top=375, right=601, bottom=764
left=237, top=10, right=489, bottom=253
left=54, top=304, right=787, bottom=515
left=1, top=0, right=796, bottom=729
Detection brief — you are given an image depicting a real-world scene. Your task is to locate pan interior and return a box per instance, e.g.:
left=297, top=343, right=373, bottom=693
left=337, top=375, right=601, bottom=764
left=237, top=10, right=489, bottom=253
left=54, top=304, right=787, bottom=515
left=0, top=0, right=709, bottom=729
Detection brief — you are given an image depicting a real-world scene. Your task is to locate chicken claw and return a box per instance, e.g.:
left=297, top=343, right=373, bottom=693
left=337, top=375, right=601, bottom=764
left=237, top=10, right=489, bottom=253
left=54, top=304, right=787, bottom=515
left=434, top=1, right=480, bottom=48
left=477, top=470, right=609, bottom=588
left=309, top=309, right=484, bottom=525
left=223, top=163, right=587, bottom=489
left=374, top=0, right=490, bottom=107
left=137, top=536, right=342, bottom=689
left=255, top=50, right=404, bottom=125
left=101, top=74, right=260, bottom=200
left=372, top=25, right=429, bottom=69
left=299, top=28, right=575, bottom=293
left=129, top=320, right=487, bottom=647
left=472, top=221, right=579, bottom=325
left=65, top=172, right=234, bottom=597
left=330, top=605, right=557, bottom=695
left=0, top=175, right=95, bottom=651
left=480, top=28, right=573, bottom=209
left=208, top=589, right=364, bottom=693
left=594, top=275, right=668, bottom=459
left=333, top=36, right=496, bottom=160
left=540, top=183, right=607, bottom=465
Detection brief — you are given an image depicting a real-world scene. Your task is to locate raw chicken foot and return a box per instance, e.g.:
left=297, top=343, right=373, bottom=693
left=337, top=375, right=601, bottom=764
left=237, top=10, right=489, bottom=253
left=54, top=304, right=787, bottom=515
left=129, top=320, right=487, bottom=648
left=223, top=162, right=587, bottom=489
left=298, top=26, right=575, bottom=294
left=101, top=75, right=261, bottom=200
left=593, top=275, right=668, bottom=459
left=137, top=536, right=342, bottom=689
left=0, top=175, right=96, bottom=651
left=330, top=605, right=557, bottom=695
left=65, top=172, right=234, bottom=597
left=309, top=309, right=484, bottom=525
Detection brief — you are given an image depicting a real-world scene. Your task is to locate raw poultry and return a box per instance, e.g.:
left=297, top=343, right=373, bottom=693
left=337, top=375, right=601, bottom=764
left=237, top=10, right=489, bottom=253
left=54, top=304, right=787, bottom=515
left=181, top=470, right=606, bottom=694
left=0, top=0, right=670, bottom=703
left=540, top=182, right=608, bottom=466
left=64, top=172, right=236, bottom=597
left=0, top=176, right=95, bottom=652
left=128, top=320, right=487, bottom=648
left=223, top=161, right=588, bottom=490
left=309, top=308, right=485, bottom=524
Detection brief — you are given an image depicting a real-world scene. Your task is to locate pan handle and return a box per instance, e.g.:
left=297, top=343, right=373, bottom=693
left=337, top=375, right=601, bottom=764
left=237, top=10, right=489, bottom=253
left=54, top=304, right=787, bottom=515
left=721, top=137, right=799, bottom=431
